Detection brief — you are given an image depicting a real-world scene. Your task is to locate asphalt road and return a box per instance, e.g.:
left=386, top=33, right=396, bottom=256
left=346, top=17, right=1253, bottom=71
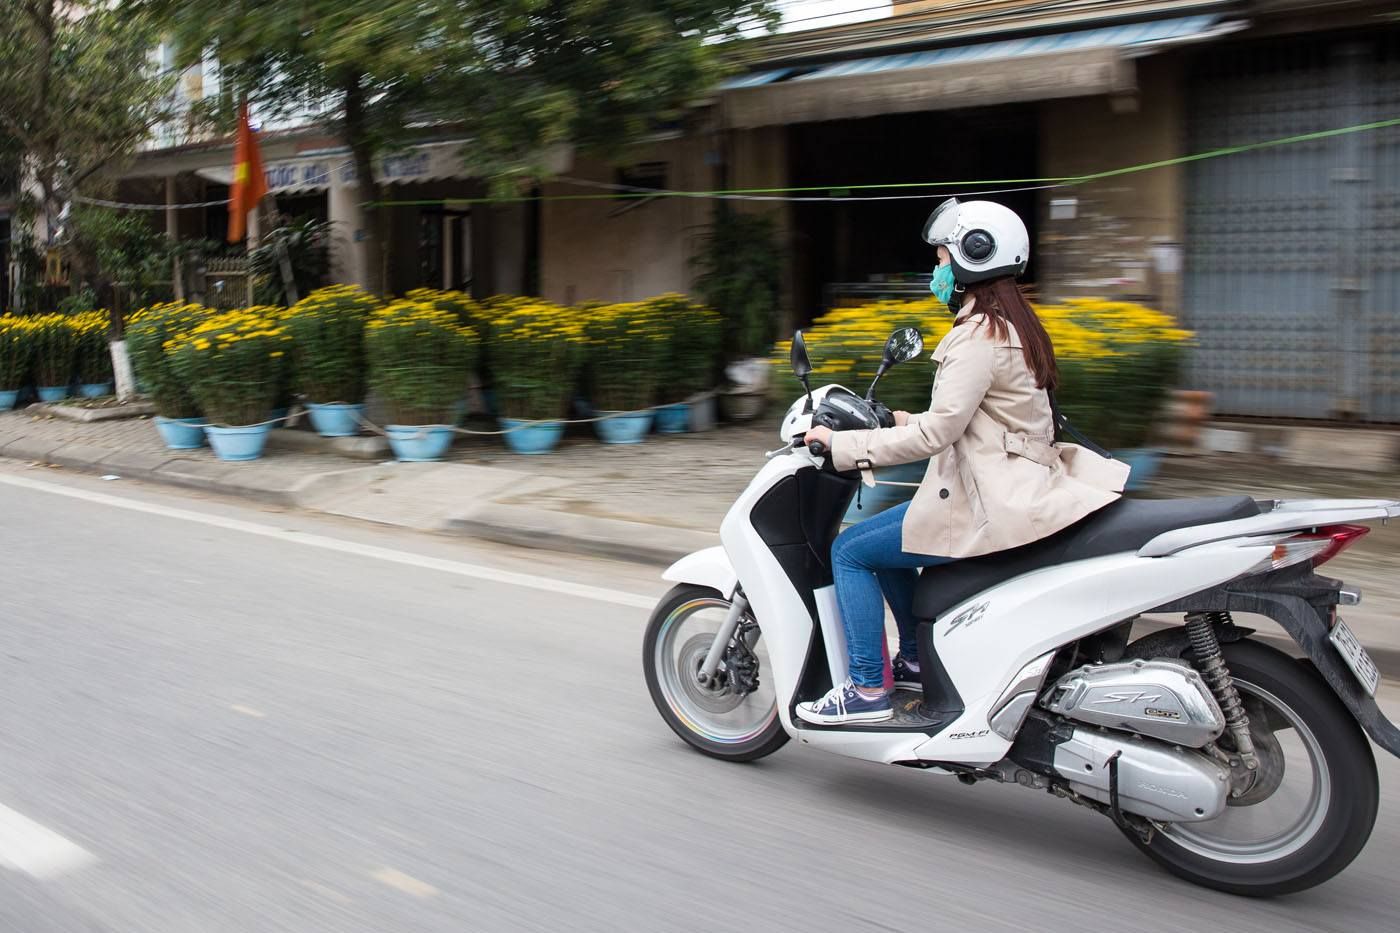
left=0, top=464, right=1396, bottom=933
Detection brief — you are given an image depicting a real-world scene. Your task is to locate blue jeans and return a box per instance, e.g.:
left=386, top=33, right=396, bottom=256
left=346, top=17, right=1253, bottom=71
left=831, top=501, right=955, bottom=688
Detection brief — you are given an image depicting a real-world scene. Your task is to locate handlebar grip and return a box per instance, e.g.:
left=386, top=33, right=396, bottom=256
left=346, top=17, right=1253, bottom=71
left=806, top=439, right=828, bottom=458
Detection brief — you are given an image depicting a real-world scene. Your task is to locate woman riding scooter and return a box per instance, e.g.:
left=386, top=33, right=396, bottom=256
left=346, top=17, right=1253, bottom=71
left=796, top=198, right=1130, bottom=724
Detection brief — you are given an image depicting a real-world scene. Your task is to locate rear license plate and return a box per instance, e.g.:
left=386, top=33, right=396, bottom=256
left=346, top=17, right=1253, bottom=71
left=1330, top=617, right=1380, bottom=698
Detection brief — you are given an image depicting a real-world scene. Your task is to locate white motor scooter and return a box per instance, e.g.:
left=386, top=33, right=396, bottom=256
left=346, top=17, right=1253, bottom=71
left=644, top=327, right=1400, bottom=897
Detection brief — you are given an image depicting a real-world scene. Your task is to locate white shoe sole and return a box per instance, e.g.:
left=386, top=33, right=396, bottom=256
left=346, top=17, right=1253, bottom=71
left=795, top=704, right=894, bottom=725
left=893, top=681, right=922, bottom=692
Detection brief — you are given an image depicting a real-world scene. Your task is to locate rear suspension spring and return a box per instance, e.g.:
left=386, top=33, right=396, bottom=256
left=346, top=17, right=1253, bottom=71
left=1185, top=611, right=1258, bottom=780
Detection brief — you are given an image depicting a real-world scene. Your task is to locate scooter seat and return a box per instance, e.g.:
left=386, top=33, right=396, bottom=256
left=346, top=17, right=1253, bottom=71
left=911, top=496, right=1261, bottom=621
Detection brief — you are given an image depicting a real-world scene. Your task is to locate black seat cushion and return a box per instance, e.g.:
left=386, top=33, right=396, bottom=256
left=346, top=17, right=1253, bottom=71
left=912, top=496, right=1260, bottom=621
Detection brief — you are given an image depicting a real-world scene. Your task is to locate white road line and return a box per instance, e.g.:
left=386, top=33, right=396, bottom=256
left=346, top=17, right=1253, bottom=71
left=0, top=473, right=657, bottom=610
left=0, top=803, right=96, bottom=879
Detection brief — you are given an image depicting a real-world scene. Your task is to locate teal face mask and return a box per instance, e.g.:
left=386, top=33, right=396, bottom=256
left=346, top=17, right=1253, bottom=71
left=930, top=263, right=956, bottom=304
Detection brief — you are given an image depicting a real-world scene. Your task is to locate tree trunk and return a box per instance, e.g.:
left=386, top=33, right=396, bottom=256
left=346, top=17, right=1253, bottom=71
left=341, top=75, right=386, bottom=296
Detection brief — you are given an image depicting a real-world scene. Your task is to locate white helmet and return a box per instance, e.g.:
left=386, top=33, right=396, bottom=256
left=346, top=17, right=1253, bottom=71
left=921, top=198, right=1030, bottom=284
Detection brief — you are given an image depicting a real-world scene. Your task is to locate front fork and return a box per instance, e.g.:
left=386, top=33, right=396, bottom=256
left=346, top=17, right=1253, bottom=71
left=696, top=590, right=749, bottom=686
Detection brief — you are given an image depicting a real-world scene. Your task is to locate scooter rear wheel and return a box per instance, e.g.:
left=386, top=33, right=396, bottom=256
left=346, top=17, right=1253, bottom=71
left=643, top=584, right=788, bottom=762
left=1124, top=640, right=1378, bottom=896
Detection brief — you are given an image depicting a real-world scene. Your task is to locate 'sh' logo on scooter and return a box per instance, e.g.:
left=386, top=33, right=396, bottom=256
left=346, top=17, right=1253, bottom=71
left=944, top=601, right=989, bottom=635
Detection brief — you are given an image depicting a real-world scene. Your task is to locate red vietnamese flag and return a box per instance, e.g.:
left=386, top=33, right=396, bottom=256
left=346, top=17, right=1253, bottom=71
left=227, top=100, right=269, bottom=243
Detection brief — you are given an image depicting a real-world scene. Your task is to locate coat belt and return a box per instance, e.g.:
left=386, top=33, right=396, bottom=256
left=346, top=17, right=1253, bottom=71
left=1003, top=431, right=1062, bottom=466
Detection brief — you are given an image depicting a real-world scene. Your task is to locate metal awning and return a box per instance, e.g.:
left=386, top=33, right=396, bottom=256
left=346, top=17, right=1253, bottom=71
left=722, top=14, right=1244, bottom=128
left=195, top=140, right=474, bottom=194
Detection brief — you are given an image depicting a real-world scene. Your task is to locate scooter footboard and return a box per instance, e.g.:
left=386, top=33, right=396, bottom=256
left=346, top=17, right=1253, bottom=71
left=1151, top=577, right=1400, bottom=759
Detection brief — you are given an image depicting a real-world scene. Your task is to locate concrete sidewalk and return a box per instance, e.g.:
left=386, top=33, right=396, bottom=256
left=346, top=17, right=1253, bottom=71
left=2, top=407, right=1398, bottom=676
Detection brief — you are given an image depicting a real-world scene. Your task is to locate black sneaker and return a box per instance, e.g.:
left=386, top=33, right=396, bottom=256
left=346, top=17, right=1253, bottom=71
left=892, top=654, right=923, bottom=692
left=795, top=679, right=893, bottom=724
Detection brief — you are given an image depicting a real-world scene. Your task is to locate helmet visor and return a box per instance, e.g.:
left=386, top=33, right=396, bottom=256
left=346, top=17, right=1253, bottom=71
left=921, top=197, right=960, bottom=246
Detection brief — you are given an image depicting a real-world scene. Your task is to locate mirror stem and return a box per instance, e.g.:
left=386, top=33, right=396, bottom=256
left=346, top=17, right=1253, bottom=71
left=865, top=363, right=888, bottom=402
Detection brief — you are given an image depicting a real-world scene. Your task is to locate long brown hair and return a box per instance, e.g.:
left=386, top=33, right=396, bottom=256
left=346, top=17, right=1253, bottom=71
left=961, top=277, right=1059, bottom=390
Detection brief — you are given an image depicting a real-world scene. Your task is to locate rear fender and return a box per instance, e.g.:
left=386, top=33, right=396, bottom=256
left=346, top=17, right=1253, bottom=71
left=1149, top=569, right=1400, bottom=759
left=662, top=546, right=738, bottom=598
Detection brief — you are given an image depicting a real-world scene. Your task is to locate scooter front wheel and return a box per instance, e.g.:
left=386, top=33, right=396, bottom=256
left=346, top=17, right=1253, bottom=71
left=643, top=584, right=788, bottom=762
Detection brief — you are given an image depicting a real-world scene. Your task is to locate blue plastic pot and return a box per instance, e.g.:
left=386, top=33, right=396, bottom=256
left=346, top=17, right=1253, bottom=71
left=595, top=410, right=654, bottom=445
left=79, top=382, right=113, bottom=399
left=500, top=418, right=564, bottom=455
left=205, top=423, right=272, bottom=461
left=654, top=403, right=690, bottom=434
left=37, top=386, right=68, bottom=402
left=386, top=424, right=455, bottom=462
left=153, top=416, right=208, bottom=450
left=0, top=389, right=18, bottom=412
left=1117, top=447, right=1163, bottom=492
left=305, top=402, right=365, bottom=437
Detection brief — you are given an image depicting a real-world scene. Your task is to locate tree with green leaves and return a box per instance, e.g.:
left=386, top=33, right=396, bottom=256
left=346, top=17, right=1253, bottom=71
left=136, top=0, right=778, bottom=295
left=0, top=2, right=176, bottom=291
left=0, top=1, right=177, bottom=394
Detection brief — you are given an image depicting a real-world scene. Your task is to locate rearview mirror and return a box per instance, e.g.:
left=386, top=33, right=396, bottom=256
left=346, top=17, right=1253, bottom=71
left=790, top=330, right=813, bottom=379
left=882, top=327, right=924, bottom=368
left=866, top=327, right=924, bottom=402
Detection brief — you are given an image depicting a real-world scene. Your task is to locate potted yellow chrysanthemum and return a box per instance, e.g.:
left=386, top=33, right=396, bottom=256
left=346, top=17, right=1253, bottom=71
left=486, top=297, right=584, bottom=454
left=285, top=285, right=379, bottom=437
left=166, top=308, right=291, bottom=461
left=365, top=298, right=478, bottom=461
left=128, top=302, right=211, bottom=449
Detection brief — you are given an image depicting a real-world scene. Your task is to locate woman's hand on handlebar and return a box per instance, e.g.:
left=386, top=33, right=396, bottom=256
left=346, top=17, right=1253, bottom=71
left=803, top=425, right=834, bottom=453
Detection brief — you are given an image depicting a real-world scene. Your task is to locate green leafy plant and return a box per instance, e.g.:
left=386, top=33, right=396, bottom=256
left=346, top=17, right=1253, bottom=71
left=126, top=302, right=208, bottom=418
left=284, top=284, right=378, bottom=403
left=57, top=288, right=99, bottom=315
left=693, top=210, right=784, bottom=360
left=165, top=306, right=290, bottom=424
left=0, top=316, right=35, bottom=389
left=251, top=217, right=334, bottom=305
left=582, top=300, right=666, bottom=411
left=406, top=287, right=490, bottom=392
left=484, top=297, right=584, bottom=421
left=27, top=314, right=77, bottom=387
left=649, top=294, right=721, bottom=403
left=70, top=310, right=114, bottom=384
left=365, top=298, right=478, bottom=425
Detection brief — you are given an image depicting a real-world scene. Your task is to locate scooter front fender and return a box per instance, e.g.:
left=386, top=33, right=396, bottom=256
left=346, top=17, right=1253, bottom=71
left=663, top=546, right=739, bottom=598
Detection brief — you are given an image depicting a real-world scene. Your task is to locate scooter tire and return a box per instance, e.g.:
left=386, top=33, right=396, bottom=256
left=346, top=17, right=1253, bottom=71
left=1123, top=639, right=1378, bottom=896
left=643, top=584, right=789, bottom=763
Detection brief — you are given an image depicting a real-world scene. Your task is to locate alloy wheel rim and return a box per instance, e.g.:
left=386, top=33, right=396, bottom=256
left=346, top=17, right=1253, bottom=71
left=1164, top=679, right=1331, bottom=864
left=655, top=597, right=778, bottom=745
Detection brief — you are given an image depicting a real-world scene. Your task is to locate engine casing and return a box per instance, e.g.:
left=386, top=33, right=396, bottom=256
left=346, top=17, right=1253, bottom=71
left=1053, top=728, right=1231, bottom=822
left=1045, top=659, right=1225, bottom=747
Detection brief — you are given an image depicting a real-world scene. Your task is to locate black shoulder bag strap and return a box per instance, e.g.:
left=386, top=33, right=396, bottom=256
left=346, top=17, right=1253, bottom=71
left=1047, top=389, right=1114, bottom=459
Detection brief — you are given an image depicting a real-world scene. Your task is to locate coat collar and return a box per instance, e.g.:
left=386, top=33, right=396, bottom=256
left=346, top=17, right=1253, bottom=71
left=947, top=310, right=1023, bottom=350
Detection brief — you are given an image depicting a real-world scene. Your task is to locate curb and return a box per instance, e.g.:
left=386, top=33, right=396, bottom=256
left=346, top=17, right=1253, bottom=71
left=444, top=503, right=718, bottom=568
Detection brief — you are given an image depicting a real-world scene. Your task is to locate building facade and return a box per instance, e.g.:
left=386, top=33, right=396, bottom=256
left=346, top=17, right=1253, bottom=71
left=107, top=0, right=1400, bottom=421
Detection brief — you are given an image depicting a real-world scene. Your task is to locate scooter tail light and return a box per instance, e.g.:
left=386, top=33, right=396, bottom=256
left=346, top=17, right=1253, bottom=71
left=1256, top=524, right=1370, bottom=573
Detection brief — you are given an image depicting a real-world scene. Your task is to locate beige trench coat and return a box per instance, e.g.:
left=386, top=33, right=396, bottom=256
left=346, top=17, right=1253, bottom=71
left=831, top=308, right=1130, bottom=558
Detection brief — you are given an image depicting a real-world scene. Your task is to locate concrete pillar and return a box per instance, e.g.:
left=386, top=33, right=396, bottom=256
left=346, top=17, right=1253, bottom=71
left=328, top=173, right=369, bottom=289
left=1038, top=55, right=1185, bottom=315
